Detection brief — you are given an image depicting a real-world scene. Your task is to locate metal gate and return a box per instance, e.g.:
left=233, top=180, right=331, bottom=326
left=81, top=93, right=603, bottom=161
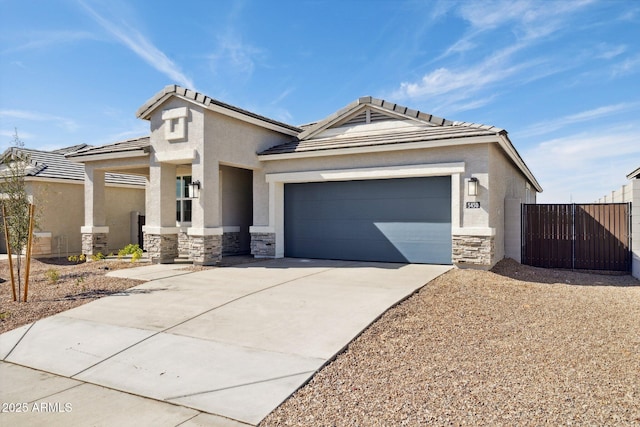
left=522, top=203, right=631, bottom=271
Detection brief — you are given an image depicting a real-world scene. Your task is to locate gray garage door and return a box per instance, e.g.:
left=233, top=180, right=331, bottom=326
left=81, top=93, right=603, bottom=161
left=284, top=177, right=452, bottom=264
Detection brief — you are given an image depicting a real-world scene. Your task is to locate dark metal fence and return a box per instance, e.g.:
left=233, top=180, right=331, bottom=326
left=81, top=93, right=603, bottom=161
left=522, top=203, right=631, bottom=271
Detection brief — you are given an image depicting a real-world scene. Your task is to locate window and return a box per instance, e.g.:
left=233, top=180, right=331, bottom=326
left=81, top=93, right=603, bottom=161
left=176, top=175, right=192, bottom=223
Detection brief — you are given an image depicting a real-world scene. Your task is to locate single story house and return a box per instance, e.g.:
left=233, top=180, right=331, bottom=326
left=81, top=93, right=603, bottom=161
left=0, top=145, right=145, bottom=257
left=596, top=166, right=640, bottom=279
left=67, top=85, right=542, bottom=269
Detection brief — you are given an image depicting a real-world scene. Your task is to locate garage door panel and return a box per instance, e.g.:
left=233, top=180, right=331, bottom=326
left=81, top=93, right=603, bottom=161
left=285, top=177, right=452, bottom=264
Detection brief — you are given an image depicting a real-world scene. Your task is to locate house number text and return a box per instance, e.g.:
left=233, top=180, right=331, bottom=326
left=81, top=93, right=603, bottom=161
left=466, top=202, right=481, bottom=209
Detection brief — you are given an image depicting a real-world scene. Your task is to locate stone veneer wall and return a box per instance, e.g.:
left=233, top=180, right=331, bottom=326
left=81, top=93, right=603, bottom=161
left=452, top=235, right=495, bottom=267
left=251, top=233, right=276, bottom=257
left=222, top=232, right=241, bottom=256
left=189, top=235, right=222, bottom=265
left=82, top=233, right=108, bottom=256
left=178, top=231, right=190, bottom=257
left=145, top=233, right=178, bottom=263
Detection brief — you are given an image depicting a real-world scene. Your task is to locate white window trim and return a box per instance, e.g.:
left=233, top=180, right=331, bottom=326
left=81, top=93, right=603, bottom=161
left=176, top=175, right=193, bottom=226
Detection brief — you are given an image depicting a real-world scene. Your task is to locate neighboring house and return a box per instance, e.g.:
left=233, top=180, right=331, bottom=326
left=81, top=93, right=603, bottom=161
left=596, top=167, right=640, bottom=279
left=0, top=145, right=146, bottom=257
left=67, top=85, right=542, bottom=269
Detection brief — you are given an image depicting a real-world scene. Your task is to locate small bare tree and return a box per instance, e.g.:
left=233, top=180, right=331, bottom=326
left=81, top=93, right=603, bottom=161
left=1, top=130, right=35, bottom=302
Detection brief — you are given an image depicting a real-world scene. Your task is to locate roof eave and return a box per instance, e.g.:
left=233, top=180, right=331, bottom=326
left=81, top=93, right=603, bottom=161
left=626, top=166, right=640, bottom=180
left=258, top=134, right=499, bottom=161
left=66, top=150, right=150, bottom=163
left=497, top=132, right=543, bottom=193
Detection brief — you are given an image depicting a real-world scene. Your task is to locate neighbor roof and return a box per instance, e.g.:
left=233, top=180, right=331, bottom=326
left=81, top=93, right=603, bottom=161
left=0, top=145, right=145, bottom=186
left=136, top=85, right=302, bottom=135
left=65, top=136, right=150, bottom=160
left=626, top=166, right=640, bottom=180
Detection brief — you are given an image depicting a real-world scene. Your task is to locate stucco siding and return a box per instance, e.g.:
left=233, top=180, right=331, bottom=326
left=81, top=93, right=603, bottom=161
left=204, top=110, right=292, bottom=170
left=105, top=186, right=146, bottom=251
left=20, top=181, right=144, bottom=256
left=28, top=181, right=84, bottom=256
left=489, top=144, right=535, bottom=263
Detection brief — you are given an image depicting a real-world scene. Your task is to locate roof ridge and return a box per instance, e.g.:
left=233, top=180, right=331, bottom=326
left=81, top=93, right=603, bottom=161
left=297, top=96, right=456, bottom=141
left=136, top=85, right=301, bottom=133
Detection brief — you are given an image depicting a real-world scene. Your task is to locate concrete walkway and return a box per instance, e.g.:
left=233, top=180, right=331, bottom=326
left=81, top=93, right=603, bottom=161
left=0, top=258, right=451, bottom=426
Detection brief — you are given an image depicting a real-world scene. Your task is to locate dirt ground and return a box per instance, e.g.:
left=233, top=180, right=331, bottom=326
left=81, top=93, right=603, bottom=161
left=261, top=260, right=640, bottom=426
left=0, top=257, right=144, bottom=334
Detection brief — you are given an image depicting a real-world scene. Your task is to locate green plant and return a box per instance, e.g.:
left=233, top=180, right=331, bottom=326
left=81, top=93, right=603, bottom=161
left=118, top=244, right=143, bottom=263
left=90, top=252, right=106, bottom=261
left=131, top=250, right=142, bottom=262
left=75, top=275, right=85, bottom=286
left=0, top=311, right=10, bottom=320
left=1, top=130, right=40, bottom=302
left=68, top=254, right=86, bottom=263
left=45, top=268, right=60, bottom=285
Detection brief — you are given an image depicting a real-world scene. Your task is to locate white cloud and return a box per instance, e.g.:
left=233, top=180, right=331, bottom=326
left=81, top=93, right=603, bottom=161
left=458, top=0, right=594, bottom=40
left=524, top=126, right=640, bottom=202
left=517, top=102, right=640, bottom=138
left=611, top=53, right=640, bottom=77
left=78, top=1, right=195, bottom=89
left=271, top=87, right=295, bottom=105
left=0, top=109, right=78, bottom=132
left=2, top=31, right=96, bottom=54
left=207, top=32, right=266, bottom=79
left=594, top=43, right=627, bottom=60
left=392, top=44, right=538, bottom=104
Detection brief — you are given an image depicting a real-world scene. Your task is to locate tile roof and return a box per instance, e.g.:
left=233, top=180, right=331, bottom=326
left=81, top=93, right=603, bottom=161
left=0, top=145, right=145, bottom=186
left=136, top=85, right=302, bottom=134
left=259, top=125, right=500, bottom=155
left=259, top=96, right=505, bottom=156
left=627, top=166, right=640, bottom=180
left=65, top=136, right=150, bottom=159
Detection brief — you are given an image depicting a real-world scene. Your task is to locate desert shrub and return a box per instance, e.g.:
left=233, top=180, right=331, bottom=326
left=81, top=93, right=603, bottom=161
left=68, top=254, right=86, bottom=263
left=90, top=252, right=106, bottom=261
left=45, top=268, right=60, bottom=285
left=118, top=244, right=143, bottom=263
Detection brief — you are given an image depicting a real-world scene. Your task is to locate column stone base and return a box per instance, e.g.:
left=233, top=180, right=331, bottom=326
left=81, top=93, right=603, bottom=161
left=146, top=233, right=178, bottom=264
left=82, top=233, right=108, bottom=257
left=250, top=233, right=276, bottom=258
left=452, top=235, right=495, bottom=269
left=189, top=235, right=222, bottom=265
left=222, top=231, right=241, bottom=256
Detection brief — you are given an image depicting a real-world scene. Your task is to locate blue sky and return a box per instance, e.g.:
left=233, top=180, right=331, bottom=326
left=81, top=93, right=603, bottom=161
left=0, top=0, right=638, bottom=203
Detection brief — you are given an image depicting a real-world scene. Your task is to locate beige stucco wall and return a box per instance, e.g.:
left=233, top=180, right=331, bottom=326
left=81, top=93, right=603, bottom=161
left=147, top=98, right=290, bottom=231
left=487, top=144, right=536, bottom=263
left=105, top=185, right=146, bottom=251
left=22, top=180, right=144, bottom=256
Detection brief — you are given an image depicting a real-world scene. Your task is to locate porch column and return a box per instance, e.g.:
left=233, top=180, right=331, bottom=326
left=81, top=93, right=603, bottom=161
left=144, top=161, right=179, bottom=263
left=81, top=165, right=109, bottom=256
left=188, top=160, right=222, bottom=265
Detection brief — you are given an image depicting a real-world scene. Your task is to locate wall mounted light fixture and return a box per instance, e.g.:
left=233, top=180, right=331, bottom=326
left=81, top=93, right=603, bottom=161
left=468, top=177, right=479, bottom=196
left=189, top=180, right=201, bottom=199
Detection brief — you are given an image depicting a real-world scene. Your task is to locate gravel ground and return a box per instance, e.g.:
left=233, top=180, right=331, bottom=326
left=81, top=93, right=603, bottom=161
left=0, top=257, right=145, bottom=334
left=262, top=260, right=640, bottom=426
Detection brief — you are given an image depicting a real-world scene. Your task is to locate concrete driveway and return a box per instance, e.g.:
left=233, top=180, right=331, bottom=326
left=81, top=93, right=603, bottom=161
left=0, top=258, right=450, bottom=426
